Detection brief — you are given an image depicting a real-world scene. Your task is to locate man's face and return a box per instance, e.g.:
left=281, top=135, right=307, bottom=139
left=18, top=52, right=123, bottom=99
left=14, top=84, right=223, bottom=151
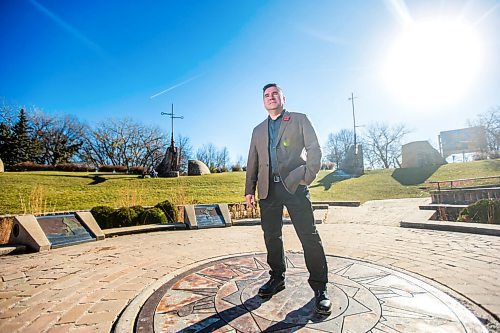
left=263, top=86, right=285, bottom=112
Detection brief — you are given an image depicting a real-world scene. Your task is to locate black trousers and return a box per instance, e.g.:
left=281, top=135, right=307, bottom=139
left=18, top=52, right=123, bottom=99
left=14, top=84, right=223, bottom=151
left=259, top=181, right=328, bottom=291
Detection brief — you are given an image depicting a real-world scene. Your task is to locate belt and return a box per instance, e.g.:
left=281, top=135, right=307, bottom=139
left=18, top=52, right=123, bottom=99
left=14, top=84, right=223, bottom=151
left=272, top=175, right=281, bottom=183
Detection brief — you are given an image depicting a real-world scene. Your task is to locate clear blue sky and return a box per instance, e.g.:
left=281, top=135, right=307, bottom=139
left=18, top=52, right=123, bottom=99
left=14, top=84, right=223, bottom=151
left=1, top=0, right=499, bottom=164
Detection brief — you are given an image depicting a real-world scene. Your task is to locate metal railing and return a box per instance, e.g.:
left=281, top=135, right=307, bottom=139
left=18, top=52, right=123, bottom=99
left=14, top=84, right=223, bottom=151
left=428, top=176, right=500, bottom=191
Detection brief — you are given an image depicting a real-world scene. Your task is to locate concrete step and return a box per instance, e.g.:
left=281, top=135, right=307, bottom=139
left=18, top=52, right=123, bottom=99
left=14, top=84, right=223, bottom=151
left=0, top=244, right=27, bottom=256
left=312, top=201, right=360, bottom=207
left=401, top=220, right=500, bottom=237
left=103, top=223, right=187, bottom=237
left=420, top=204, right=468, bottom=210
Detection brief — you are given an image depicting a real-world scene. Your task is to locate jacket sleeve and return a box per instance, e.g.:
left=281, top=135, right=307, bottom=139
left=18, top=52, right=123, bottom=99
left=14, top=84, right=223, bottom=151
left=302, top=115, right=322, bottom=185
left=245, top=129, right=259, bottom=195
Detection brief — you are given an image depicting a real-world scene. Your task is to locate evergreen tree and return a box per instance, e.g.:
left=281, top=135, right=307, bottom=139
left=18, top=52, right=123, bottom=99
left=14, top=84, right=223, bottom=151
left=0, top=122, right=13, bottom=166
left=10, top=109, right=39, bottom=165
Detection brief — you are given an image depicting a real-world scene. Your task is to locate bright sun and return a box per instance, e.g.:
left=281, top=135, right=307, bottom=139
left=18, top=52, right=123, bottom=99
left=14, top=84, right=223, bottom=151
left=383, top=19, right=482, bottom=108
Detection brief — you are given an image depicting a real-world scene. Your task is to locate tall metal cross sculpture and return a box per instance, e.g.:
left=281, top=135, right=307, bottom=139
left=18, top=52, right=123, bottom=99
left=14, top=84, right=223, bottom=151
left=161, top=104, right=184, bottom=148
left=160, top=104, right=184, bottom=174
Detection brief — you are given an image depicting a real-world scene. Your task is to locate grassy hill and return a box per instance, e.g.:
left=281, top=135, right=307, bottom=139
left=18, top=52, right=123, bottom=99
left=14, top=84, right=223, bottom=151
left=0, top=159, right=498, bottom=215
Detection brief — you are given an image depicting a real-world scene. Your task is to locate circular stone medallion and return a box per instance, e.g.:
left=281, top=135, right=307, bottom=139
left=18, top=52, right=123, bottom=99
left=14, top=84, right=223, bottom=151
left=136, top=253, right=488, bottom=333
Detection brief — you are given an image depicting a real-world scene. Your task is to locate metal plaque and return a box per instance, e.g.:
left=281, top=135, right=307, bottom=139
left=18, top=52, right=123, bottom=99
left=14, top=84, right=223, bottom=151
left=194, top=205, right=226, bottom=228
left=36, top=214, right=96, bottom=248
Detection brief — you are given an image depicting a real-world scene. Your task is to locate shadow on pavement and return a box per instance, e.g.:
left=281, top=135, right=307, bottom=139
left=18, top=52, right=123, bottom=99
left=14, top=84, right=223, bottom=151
left=264, top=298, right=327, bottom=332
left=180, top=294, right=327, bottom=332
left=179, top=294, right=264, bottom=332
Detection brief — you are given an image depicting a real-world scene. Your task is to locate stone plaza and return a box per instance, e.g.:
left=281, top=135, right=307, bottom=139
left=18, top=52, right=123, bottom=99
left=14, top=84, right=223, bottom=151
left=1, top=198, right=499, bottom=332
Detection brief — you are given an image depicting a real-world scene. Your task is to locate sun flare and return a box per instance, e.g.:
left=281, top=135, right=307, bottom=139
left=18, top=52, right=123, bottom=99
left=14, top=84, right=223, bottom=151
left=383, top=19, right=482, bottom=108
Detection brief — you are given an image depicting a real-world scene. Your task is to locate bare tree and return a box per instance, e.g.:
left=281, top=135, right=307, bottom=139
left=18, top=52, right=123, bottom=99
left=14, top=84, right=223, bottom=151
left=196, top=143, right=218, bottom=168
left=0, top=98, right=17, bottom=127
left=30, top=111, right=87, bottom=165
left=176, top=134, right=193, bottom=172
left=81, top=118, right=167, bottom=170
left=236, top=155, right=245, bottom=167
left=363, top=122, right=410, bottom=168
left=362, top=147, right=378, bottom=170
left=467, top=106, right=499, bottom=158
left=324, top=129, right=353, bottom=168
left=216, top=146, right=230, bottom=170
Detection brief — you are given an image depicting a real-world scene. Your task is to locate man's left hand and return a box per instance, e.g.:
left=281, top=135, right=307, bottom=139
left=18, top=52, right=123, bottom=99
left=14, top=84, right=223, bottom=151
left=299, top=179, right=307, bottom=185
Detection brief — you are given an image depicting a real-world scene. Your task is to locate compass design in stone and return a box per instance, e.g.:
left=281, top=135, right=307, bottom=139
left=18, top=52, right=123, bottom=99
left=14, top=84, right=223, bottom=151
left=136, top=253, right=487, bottom=332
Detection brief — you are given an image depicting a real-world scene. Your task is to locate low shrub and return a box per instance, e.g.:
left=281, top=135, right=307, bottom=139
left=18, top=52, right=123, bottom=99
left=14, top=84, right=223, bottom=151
left=155, top=200, right=179, bottom=222
left=231, top=164, right=242, bottom=172
left=55, top=163, right=94, bottom=172
left=10, top=162, right=97, bottom=172
left=129, top=166, right=145, bottom=175
left=96, top=165, right=144, bottom=174
left=130, top=205, right=145, bottom=224
left=112, top=207, right=139, bottom=227
left=98, top=165, right=128, bottom=173
left=139, top=207, right=167, bottom=224
left=130, top=205, right=145, bottom=215
left=458, top=199, right=500, bottom=224
left=91, top=204, right=177, bottom=228
left=90, top=206, right=116, bottom=229
left=10, top=162, right=54, bottom=171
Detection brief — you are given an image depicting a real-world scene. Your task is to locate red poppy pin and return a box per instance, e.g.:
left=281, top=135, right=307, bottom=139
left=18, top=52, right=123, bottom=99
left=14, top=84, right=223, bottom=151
left=283, top=116, right=290, bottom=121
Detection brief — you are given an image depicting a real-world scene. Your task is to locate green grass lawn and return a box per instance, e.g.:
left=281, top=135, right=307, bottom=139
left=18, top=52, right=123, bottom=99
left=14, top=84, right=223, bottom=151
left=0, top=159, right=498, bottom=215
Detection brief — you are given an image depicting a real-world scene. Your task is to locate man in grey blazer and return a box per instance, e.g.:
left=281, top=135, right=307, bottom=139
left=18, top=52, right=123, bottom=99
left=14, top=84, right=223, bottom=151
left=245, top=83, right=331, bottom=315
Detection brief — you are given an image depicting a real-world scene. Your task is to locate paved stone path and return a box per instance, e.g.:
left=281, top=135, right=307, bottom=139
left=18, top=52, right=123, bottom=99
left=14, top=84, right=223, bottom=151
left=327, top=197, right=435, bottom=226
left=0, top=198, right=499, bottom=332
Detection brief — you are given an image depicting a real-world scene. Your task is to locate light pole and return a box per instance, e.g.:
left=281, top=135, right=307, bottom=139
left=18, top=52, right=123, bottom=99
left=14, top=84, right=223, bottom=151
left=348, top=92, right=358, bottom=149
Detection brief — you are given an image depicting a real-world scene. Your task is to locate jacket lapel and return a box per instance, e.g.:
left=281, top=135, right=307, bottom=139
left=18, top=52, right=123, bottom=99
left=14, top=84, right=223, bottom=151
left=264, top=118, right=269, bottom=150
left=256, top=118, right=269, bottom=154
left=277, top=110, right=290, bottom=143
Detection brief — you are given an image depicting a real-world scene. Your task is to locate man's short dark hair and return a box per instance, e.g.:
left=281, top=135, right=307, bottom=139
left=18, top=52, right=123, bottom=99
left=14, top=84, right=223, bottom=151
left=263, top=83, right=283, bottom=94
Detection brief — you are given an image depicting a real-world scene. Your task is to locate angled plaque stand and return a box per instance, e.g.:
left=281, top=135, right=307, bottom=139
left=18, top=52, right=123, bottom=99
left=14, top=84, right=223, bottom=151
left=10, top=215, right=51, bottom=252
left=184, top=204, right=232, bottom=229
left=10, top=212, right=104, bottom=252
left=76, top=211, right=105, bottom=240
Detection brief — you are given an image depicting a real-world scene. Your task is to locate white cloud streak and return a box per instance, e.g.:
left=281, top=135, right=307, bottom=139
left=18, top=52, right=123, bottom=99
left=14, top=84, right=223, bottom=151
left=29, top=0, right=110, bottom=60
left=150, top=75, right=202, bottom=99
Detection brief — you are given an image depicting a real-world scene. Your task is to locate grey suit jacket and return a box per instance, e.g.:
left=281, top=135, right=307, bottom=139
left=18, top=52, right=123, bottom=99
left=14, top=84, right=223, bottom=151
left=245, top=110, right=322, bottom=199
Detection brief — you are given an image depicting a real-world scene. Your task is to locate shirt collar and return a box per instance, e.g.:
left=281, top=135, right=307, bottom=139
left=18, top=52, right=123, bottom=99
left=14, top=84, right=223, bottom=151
left=268, top=109, right=286, bottom=121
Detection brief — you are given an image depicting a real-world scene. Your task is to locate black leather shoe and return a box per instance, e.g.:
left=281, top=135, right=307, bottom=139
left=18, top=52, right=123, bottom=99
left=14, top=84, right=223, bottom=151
left=258, top=278, right=285, bottom=298
left=315, top=289, right=332, bottom=315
